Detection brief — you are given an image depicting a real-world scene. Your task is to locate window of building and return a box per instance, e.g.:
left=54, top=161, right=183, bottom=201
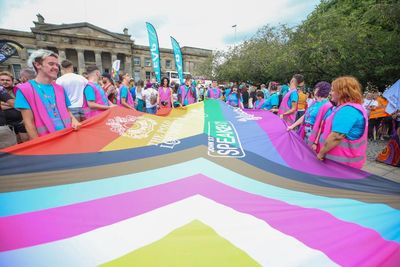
left=144, top=58, right=152, bottom=67
left=134, top=71, right=141, bottom=81
left=133, top=57, right=141, bottom=66
left=145, top=71, right=151, bottom=80
left=12, top=64, right=21, bottom=79
left=165, top=59, right=171, bottom=69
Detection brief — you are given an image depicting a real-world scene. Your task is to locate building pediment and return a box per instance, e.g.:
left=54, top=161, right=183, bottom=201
left=32, top=22, right=131, bottom=42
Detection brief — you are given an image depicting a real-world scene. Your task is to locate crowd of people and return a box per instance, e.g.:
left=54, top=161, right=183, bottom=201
left=1, top=49, right=399, bottom=170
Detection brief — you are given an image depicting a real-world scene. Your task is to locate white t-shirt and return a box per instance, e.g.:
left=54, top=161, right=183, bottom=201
left=56, top=73, right=88, bottom=108
left=143, top=88, right=158, bottom=108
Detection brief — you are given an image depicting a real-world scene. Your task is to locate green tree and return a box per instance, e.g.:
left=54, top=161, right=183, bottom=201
left=214, top=0, right=400, bottom=89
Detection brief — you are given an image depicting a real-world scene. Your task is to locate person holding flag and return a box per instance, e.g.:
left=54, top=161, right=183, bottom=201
left=15, top=49, right=80, bottom=139
left=157, top=77, right=173, bottom=109
left=178, top=75, right=197, bottom=107
left=117, top=73, right=135, bottom=110
left=225, top=85, right=244, bottom=109
left=287, top=81, right=331, bottom=144
left=205, top=80, right=223, bottom=100
left=278, top=74, right=302, bottom=125
left=317, top=76, right=368, bottom=169
left=253, top=91, right=267, bottom=110
left=82, top=65, right=113, bottom=119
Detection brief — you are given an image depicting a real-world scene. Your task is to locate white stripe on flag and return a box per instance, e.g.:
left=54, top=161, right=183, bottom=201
left=0, top=195, right=338, bottom=267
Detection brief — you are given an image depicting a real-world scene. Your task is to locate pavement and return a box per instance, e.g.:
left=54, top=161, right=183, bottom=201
left=362, top=139, right=400, bottom=182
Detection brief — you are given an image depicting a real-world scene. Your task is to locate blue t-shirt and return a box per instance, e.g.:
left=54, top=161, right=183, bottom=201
left=254, top=99, right=268, bottom=109
left=261, top=88, right=270, bottom=99
left=84, top=83, right=108, bottom=105
left=225, top=89, right=243, bottom=106
left=287, top=90, right=299, bottom=109
left=332, top=106, right=365, bottom=140
left=264, top=93, right=279, bottom=110
left=304, top=99, right=328, bottom=125
left=15, top=80, right=71, bottom=131
left=120, top=85, right=129, bottom=101
left=280, top=85, right=289, bottom=96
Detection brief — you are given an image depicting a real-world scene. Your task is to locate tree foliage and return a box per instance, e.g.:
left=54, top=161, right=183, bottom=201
left=211, top=0, right=400, bottom=89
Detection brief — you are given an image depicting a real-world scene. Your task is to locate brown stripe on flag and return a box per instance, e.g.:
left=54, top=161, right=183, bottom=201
left=1, top=146, right=398, bottom=209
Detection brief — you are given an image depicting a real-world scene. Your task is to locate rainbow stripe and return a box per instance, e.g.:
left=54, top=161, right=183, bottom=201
left=0, top=100, right=399, bottom=266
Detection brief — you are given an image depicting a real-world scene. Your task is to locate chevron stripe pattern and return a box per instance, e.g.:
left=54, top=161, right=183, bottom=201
left=0, top=100, right=399, bottom=267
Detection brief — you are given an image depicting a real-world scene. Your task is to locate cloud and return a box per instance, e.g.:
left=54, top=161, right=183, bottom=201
left=0, top=0, right=320, bottom=51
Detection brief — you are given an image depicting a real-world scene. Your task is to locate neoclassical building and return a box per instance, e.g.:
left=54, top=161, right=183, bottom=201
left=0, top=14, right=212, bottom=81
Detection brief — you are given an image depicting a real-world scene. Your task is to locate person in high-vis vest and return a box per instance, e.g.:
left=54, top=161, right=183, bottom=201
left=317, top=76, right=368, bottom=169
left=117, top=73, right=135, bottom=110
left=178, top=75, right=197, bottom=107
left=278, top=74, right=303, bottom=126
left=15, top=49, right=81, bottom=139
left=287, top=81, right=331, bottom=145
left=205, top=80, right=223, bottom=100
left=82, top=65, right=113, bottom=119
left=225, top=85, right=244, bottom=109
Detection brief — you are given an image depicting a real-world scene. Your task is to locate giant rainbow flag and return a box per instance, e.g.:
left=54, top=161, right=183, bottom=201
left=0, top=100, right=399, bottom=266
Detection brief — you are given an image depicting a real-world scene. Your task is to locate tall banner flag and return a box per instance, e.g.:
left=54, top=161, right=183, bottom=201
left=146, top=22, right=162, bottom=83
left=170, top=36, right=184, bottom=84
left=111, top=60, right=120, bottom=82
left=0, top=40, right=24, bottom=63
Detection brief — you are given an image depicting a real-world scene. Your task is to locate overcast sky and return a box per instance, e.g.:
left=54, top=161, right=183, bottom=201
left=0, top=0, right=320, bottom=51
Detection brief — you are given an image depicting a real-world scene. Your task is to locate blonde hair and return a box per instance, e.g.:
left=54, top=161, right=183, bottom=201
left=0, top=71, right=14, bottom=80
left=332, top=76, right=363, bottom=104
left=27, top=49, right=59, bottom=72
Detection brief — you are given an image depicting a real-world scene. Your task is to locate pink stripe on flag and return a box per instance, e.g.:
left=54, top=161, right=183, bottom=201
left=0, top=175, right=398, bottom=266
left=246, top=110, right=367, bottom=179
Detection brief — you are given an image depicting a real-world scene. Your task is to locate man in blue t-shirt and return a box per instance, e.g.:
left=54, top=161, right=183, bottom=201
left=15, top=49, right=80, bottom=139
left=278, top=74, right=302, bottom=120
left=83, top=65, right=112, bottom=115
left=265, top=87, right=280, bottom=111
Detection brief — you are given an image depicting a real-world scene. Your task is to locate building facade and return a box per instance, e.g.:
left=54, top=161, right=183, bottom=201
left=0, top=14, right=212, bottom=81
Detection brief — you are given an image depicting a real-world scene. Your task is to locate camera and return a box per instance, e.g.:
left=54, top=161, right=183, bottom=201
left=161, top=101, right=168, bottom=107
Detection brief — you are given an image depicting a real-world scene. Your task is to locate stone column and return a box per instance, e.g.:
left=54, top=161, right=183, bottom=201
left=95, top=51, right=102, bottom=73
left=77, top=49, right=85, bottom=74
left=184, top=61, right=190, bottom=73
left=58, top=49, right=66, bottom=61
left=125, top=55, right=132, bottom=76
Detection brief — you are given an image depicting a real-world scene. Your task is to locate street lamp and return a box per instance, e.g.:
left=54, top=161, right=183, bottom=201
left=232, top=24, right=237, bottom=48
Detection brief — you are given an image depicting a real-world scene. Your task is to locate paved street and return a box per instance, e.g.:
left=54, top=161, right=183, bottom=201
left=362, top=139, right=400, bottom=182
